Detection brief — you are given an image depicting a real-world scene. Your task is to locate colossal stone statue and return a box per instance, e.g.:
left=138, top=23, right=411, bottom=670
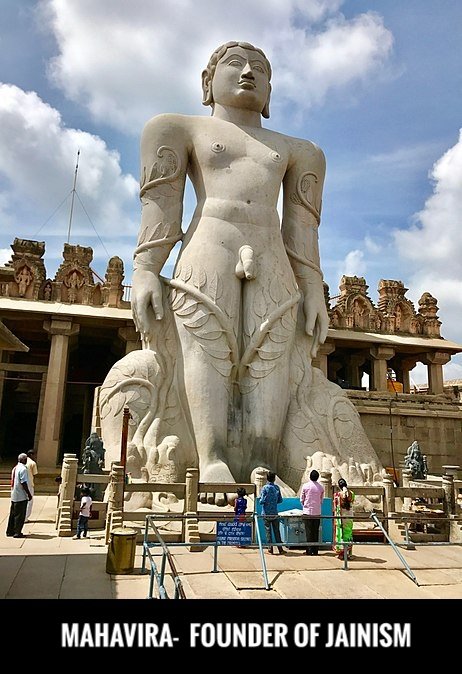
left=100, top=41, right=383, bottom=502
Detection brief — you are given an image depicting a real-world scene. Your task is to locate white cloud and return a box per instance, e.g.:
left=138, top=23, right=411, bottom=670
left=443, top=359, right=462, bottom=384
left=0, top=83, right=138, bottom=274
left=364, top=235, right=381, bottom=254
left=395, top=130, right=462, bottom=271
left=39, top=0, right=393, bottom=133
left=367, top=141, right=442, bottom=171
left=394, top=131, right=462, bottom=344
left=0, top=248, right=11, bottom=266
left=409, top=362, right=428, bottom=387
left=341, top=249, right=365, bottom=277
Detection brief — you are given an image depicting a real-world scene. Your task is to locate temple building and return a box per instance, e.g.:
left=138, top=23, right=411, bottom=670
left=0, top=238, right=461, bottom=475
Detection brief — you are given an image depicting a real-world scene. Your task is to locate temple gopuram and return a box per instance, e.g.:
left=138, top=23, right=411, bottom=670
left=0, top=238, right=461, bottom=477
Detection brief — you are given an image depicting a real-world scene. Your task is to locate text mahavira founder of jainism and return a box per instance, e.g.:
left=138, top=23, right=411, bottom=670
left=100, top=41, right=383, bottom=504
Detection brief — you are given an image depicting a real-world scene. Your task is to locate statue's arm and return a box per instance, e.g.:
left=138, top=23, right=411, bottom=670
left=281, top=140, right=329, bottom=358
left=132, top=114, right=189, bottom=345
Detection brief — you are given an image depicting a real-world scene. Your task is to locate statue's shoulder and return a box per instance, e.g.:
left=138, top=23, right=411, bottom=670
left=285, top=134, right=326, bottom=165
left=142, top=113, right=196, bottom=141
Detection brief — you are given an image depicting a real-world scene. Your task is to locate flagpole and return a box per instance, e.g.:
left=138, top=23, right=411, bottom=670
left=66, top=149, right=80, bottom=243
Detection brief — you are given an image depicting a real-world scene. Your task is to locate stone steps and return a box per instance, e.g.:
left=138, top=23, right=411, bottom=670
left=0, top=471, right=10, bottom=498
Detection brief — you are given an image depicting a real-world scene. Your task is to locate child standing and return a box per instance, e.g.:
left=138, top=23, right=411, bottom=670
left=74, top=487, right=92, bottom=539
left=234, top=487, right=247, bottom=523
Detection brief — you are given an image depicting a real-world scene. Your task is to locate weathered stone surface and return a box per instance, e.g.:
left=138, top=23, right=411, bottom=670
left=101, top=41, right=383, bottom=493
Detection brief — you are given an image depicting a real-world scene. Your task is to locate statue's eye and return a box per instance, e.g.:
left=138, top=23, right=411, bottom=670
left=228, top=59, right=243, bottom=67
left=253, top=64, right=265, bottom=73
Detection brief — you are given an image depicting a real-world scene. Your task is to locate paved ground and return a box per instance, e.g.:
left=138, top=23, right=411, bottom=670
left=1, top=495, right=462, bottom=599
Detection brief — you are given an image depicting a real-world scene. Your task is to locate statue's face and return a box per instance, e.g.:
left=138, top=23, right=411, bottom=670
left=212, top=46, right=270, bottom=114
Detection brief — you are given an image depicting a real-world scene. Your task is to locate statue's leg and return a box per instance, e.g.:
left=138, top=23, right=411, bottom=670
left=242, top=351, right=292, bottom=473
left=171, top=250, right=240, bottom=501
left=240, top=265, right=298, bottom=476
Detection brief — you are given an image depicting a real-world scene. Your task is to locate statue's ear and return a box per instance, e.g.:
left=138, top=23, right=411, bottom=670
left=202, top=68, right=213, bottom=107
left=262, top=82, right=271, bottom=119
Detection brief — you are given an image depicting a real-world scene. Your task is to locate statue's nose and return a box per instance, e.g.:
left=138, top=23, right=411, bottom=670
left=241, top=62, right=254, bottom=79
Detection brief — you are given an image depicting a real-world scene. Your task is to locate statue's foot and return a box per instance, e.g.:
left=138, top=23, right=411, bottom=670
left=250, top=466, right=296, bottom=497
left=199, top=461, right=236, bottom=507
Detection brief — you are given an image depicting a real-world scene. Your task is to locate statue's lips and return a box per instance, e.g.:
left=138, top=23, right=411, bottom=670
left=238, top=81, right=256, bottom=89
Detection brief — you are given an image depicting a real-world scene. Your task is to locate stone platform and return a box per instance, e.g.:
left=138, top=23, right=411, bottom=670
left=1, top=495, right=462, bottom=599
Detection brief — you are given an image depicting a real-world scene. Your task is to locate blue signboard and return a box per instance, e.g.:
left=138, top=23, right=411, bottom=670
left=216, top=521, right=252, bottom=546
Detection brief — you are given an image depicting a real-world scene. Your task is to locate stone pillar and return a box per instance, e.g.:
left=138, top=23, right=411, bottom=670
left=184, top=468, right=200, bottom=546
left=118, top=325, right=141, bottom=354
left=57, top=453, right=78, bottom=537
left=105, top=463, right=125, bottom=541
left=347, top=354, right=367, bottom=388
left=33, top=373, right=47, bottom=451
left=402, top=369, right=411, bottom=394
left=91, top=386, right=102, bottom=437
left=38, top=320, right=80, bottom=468
left=80, top=385, right=92, bottom=450
left=442, top=472, right=455, bottom=516
left=401, top=468, right=412, bottom=512
left=382, top=473, right=395, bottom=528
left=312, top=342, right=335, bottom=378
left=397, top=357, right=418, bottom=394
left=319, top=470, right=332, bottom=499
left=0, top=368, right=6, bottom=414
left=370, top=346, right=395, bottom=391
left=425, top=351, right=451, bottom=394
left=253, top=467, right=268, bottom=497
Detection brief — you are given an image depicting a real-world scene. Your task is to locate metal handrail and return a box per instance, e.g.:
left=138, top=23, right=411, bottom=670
left=137, top=510, right=462, bottom=594
left=254, top=512, right=270, bottom=590
left=142, top=517, right=186, bottom=599
left=370, top=511, right=418, bottom=585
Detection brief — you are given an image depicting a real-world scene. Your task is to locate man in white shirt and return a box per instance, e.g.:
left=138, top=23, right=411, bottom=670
left=6, top=453, right=32, bottom=538
left=25, top=449, right=38, bottom=522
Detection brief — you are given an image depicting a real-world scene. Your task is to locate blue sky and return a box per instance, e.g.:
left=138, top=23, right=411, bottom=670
left=1, top=0, right=461, bottom=383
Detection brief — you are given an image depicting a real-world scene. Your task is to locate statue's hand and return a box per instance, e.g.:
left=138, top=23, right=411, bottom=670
left=301, top=280, right=329, bottom=358
left=131, top=268, right=163, bottom=346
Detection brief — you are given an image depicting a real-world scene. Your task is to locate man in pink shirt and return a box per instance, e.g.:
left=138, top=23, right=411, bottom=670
left=300, top=469, right=324, bottom=555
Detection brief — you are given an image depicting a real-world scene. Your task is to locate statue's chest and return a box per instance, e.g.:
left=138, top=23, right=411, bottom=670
left=192, top=130, right=288, bottom=176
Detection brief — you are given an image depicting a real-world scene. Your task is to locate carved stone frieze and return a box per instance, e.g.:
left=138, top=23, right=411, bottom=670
left=2, top=238, right=46, bottom=300
left=329, top=275, right=440, bottom=338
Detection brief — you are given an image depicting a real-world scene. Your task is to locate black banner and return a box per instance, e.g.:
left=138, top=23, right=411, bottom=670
left=7, top=598, right=459, bottom=659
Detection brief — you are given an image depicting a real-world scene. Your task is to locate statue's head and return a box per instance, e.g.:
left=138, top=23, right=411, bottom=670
left=202, top=41, right=272, bottom=118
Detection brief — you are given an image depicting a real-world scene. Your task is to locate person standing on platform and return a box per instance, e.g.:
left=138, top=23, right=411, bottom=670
left=25, top=449, right=38, bottom=522
left=259, top=471, right=285, bottom=555
left=6, top=453, right=32, bottom=538
left=234, top=487, right=248, bottom=523
left=333, top=478, right=355, bottom=559
left=73, top=487, right=92, bottom=539
left=300, top=469, right=324, bottom=555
